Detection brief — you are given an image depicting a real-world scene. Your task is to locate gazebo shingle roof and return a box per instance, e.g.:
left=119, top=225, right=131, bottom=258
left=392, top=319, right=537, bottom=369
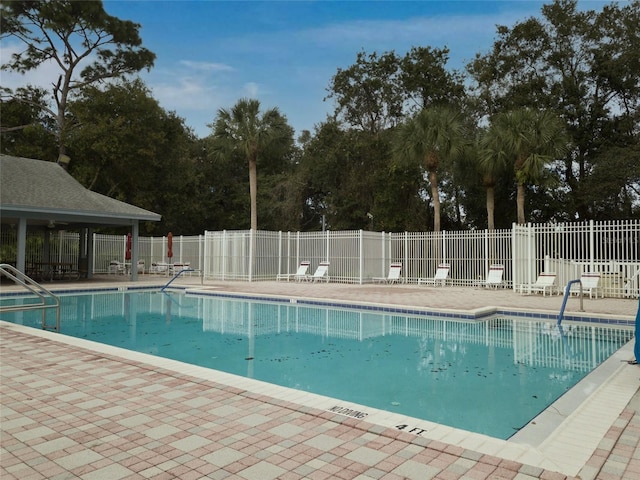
left=0, top=154, right=161, bottom=226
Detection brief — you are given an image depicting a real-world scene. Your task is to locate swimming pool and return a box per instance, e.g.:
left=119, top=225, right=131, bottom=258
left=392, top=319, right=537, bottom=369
left=1, top=290, right=633, bottom=439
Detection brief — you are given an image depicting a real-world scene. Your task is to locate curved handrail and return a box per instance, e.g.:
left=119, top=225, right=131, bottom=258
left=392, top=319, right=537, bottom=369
left=557, top=279, right=583, bottom=326
left=161, top=268, right=195, bottom=292
left=0, top=263, right=61, bottom=331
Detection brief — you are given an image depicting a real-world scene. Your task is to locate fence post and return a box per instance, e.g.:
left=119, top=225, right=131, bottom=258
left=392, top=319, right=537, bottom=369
left=91, top=232, right=96, bottom=273
left=442, top=230, right=447, bottom=263
left=526, top=223, right=534, bottom=288
left=404, top=232, right=409, bottom=281
left=589, top=219, right=595, bottom=272
left=511, top=224, right=517, bottom=288
left=249, top=229, right=254, bottom=282
left=277, top=231, right=282, bottom=277
left=222, top=230, right=227, bottom=281
left=484, top=229, right=490, bottom=275
left=326, top=230, right=330, bottom=261
left=359, top=230, right=364, bottom=284
left=203, top=231, right=209, bottom=279
left=198, top=234, right=203, bottom=279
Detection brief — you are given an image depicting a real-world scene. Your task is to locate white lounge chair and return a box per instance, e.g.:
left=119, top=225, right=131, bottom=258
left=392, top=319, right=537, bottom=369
left=150, top=262, right=169, bottom=274
left=484, top=264, right=505, bottom=289
left=309, top=261, right=330, bottom=282
left=567, top=272, right=601, bottom=298
left=172, top=262, right=191, bottom=274
left=418, top=263, right=450, bottom=286
left=109, top=260, right=125, bottom=275
left=137, top=260, right=145, bottom=274
left=373, top=262, right=403, bottom=284
left=519, top=272, right=556, bottom=296
left=277, top=261, right=310, bottom=282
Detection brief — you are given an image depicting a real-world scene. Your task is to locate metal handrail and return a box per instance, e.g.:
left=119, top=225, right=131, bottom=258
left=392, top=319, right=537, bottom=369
left=557, top=279, right=584, bottom=326
left=161, top=268, right=195, bottom=291
left=0, top=263, right=61, bottom=331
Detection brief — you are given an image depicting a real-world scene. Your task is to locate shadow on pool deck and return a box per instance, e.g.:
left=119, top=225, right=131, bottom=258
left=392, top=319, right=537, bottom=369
left=1, top=276, right=639, bottom=479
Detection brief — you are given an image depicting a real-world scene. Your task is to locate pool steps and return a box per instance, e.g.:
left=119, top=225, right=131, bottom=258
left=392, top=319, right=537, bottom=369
left=0, top=263, right=61, bottom=331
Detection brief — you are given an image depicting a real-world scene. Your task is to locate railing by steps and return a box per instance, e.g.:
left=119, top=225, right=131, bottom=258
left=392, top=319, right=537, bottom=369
left=161, top=269, right=195, bottom=292
left=557, top=279, right=584, bottom=326
left=0, top=263, right=61, bottom=332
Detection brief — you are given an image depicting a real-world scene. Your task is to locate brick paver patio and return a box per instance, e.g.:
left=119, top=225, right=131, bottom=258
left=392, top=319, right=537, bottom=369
left=1, top=278, right=639, bottom=479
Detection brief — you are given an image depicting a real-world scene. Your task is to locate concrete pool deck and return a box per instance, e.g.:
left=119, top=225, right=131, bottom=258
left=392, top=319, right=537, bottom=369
left=1, top=276, right=639, bottom=479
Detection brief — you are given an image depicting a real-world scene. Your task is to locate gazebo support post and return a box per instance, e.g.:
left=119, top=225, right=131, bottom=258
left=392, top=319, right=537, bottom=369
left=131, top=222, right=140, bottom=281
left=16, top=218, right=27, bottom=278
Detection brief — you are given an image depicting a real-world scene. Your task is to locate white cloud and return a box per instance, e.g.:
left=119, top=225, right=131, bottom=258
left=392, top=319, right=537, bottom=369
left=148, top=77, right=217, bottom=109
left=179, top=60, right=235, bottom=72
left=224, top=10, right=531, bottom=53
left=0, top=43, right=60, bottom=92
left=242, top=82, right=260, bottom=98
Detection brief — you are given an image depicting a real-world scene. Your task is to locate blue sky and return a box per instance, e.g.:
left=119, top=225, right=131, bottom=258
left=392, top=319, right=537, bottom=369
left=2, top=1, right=611, bottom=139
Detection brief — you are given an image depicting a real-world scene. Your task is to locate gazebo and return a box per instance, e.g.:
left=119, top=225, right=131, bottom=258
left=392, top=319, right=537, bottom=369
left=0, top=154, right=161, bottom=281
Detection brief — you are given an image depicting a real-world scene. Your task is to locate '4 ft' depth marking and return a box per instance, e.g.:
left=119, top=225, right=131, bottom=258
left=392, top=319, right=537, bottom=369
left=395, top=424, right=427, bottom=436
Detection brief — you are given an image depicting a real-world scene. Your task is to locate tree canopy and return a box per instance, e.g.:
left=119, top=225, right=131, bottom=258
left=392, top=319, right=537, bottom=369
left=467, top=0, right=640, bottom=220
left=1, top=0, right=155, bottom=165
left=209, top=98, right=295, bottom=231
left=0, top=0, right=637, bottom=235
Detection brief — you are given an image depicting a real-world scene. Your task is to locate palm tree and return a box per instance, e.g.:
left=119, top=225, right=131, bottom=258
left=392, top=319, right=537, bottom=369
left=480, top=108, right=567, bottom=225
left=211, top=98, right=292, bottom=230
left=477, top=127, right=510, bottom=231
left=394, top=106, right=466, bottom=232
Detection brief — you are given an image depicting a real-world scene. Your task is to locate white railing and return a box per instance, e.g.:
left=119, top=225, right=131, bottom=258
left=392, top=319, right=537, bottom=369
left=93, top=233, right=206, bottom=275
left=1, top=220, right=638, bottom=297
left=513, top=220, right=640, bottom=298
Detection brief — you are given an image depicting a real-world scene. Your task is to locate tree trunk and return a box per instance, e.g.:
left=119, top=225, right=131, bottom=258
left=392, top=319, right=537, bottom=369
left=249, top=157, right=258, bottom=231
left=56, top=69, right=73, bottom=171
left=486, top=185, right=495, bottom=231
left=57, top=125, right=69, bottom=171
left=429, top=169, right=440, bottom=232
left=516, top=182, right=526, bottom=224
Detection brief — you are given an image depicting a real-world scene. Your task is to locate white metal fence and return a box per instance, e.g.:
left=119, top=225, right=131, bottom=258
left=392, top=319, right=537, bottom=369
left=0, top=230, right=80, bottom=270
left=513, top=220, right=640, bottom=298
left=1, top=220, right=638, bottom=297
left=93, top=233, right=205, bottom=274
left=201, top=229, right=515, bottom=284
left=0, top=231, right=206, bottom=277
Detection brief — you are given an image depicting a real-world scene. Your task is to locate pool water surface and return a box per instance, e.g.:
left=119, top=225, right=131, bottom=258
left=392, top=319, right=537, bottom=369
left=1, top=290, right=633, bottom=439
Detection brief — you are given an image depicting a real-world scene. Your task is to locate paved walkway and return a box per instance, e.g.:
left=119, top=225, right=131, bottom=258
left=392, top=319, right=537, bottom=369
left=1, top=277, right=639, bottom=479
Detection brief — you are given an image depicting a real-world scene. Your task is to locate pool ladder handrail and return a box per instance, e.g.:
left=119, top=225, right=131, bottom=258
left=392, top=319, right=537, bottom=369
left=0, top=263, right=61, bottom=332
left=557, top=278, right=584, bottom=326
left=161, top=268, right=195, bottom=292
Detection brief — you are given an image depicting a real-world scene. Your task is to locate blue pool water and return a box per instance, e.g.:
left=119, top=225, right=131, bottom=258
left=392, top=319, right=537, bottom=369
left=1, top=290, right=633, bottom=439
